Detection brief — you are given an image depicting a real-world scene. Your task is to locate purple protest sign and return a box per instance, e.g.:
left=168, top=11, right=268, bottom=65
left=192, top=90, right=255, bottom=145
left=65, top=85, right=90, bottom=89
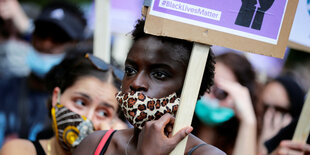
left=149, top=0, right=288, bottom=44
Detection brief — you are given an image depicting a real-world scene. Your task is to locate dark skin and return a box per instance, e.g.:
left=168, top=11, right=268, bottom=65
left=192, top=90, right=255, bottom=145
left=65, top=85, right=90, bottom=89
left=123, top=37, right=186, bottom=98
left=73, top=36, right=225, bottom=155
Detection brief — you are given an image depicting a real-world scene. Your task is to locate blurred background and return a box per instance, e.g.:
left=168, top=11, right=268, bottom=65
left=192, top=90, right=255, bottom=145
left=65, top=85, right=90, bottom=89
left=0, top=0, right=309, bottom=154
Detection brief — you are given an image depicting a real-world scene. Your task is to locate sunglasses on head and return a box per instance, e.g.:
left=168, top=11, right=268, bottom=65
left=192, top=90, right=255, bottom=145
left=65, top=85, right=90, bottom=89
left=85, top=53, right=124, bottom=81
left=212, top=86, right=228, bottom=100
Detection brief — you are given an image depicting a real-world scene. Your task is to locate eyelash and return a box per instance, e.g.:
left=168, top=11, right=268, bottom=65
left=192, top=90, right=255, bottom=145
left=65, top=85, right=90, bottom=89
left=74, top=98, right=112, bottom=118
left=151, top=71, right=170, bottom=80
left=97, top=109, right=108, bottom=117
left=74, top=98, right=87, bottom=107
left=125, top=66, right=137, bottom=76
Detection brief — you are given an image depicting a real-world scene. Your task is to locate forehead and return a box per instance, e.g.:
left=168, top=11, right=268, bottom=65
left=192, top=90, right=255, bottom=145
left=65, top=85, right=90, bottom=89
left=127, top=37, right=187, bottom=67
left=214, top=62, right=237, bottom=83
left=64, top=76, right=118, bottom=107
left=262, top=81, right=290, bottom=108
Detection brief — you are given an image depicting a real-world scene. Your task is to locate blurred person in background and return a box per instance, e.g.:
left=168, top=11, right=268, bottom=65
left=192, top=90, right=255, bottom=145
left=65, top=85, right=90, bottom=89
left=0, top=53, right=128, bottom=155
left=0, top=0, right=33, bottom=78
left=260, top=74, right=310, bottom=155
left=0, top=1, right=87, bottom=147
left=192, top=52, right=263, bottom=155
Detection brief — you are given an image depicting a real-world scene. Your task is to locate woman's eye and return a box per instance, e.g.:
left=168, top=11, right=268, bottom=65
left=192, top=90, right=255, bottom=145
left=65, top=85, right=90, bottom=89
left=97, top=110, right=108, bottom=117
left=125, top=66, right=137, bottom=76
left=74, top=99, right=86, bottom=107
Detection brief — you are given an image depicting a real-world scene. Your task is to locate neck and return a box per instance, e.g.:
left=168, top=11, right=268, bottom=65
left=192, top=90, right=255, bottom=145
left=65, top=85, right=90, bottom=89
left=50, top=137, right=71, bottom=155
left=133, top=128, right=140, bottom=144
left=125, top=128, right=140, bottom=154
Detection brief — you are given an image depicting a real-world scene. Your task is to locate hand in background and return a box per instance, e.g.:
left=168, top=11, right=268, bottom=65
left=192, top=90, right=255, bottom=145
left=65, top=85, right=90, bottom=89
left=217, top=78, right=256, bottom=124
left=271, top=140, right=310, bottom=155
left=0, top=0, right=30, bottom=34
left=260, top=107, right=292, bottom=144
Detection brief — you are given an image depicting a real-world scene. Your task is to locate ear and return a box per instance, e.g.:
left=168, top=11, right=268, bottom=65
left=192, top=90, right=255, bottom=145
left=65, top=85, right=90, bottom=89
left=52, top=87, right=61, bottom=107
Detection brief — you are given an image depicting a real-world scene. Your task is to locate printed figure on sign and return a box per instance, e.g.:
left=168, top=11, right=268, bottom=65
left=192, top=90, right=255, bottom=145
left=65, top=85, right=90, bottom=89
left=235, top=0, right=275, bottom=30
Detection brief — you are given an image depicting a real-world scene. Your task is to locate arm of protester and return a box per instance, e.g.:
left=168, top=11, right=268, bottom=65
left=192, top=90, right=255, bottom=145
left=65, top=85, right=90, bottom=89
left=260, top=107, right=292, bottom=147
left=270, top=140, right=310, bottom=155
left=0, top=139, right=36, bottom=155
left=217, top=78, right=257, bottom=155
left=0, top=0, right=31, bottom=34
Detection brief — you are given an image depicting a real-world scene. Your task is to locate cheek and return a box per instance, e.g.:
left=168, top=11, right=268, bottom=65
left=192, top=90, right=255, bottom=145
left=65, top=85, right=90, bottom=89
left=121, top=78, right=131, bottom=92
left=93, top=119, right=113, bottom=130
left=93, top=120, right=101, bottom=130
left=147, top=83, right=178, bottom=98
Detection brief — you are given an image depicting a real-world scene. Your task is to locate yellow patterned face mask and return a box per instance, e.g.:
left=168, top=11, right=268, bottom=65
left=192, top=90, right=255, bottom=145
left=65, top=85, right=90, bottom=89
left=51, top=92, right=94, bottom=152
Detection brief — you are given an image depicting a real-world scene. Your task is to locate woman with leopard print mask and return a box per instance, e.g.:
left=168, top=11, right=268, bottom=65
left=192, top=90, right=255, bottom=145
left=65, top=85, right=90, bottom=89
left=73, top=19, right=225, bottom=155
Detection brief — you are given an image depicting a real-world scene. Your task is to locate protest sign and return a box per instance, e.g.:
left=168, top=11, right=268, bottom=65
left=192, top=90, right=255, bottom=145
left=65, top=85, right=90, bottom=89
left=146, top=0, right=298, bottom=58
left=288, top=0, right=310, bottom=53
left=143, top=0, right=299, bottom=154
left=94, top=0, right=111, bottom=62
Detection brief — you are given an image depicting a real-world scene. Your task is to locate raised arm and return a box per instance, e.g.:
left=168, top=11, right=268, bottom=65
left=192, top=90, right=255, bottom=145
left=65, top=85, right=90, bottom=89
left=0, top=0, right=31, bottom=34
left=217, top=78, right=257, bottom=155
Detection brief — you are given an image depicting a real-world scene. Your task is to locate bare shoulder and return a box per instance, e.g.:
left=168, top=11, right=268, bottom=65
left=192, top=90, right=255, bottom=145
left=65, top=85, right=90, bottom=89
left=73, top=129, right=131, bottom=155
left=73, top=130, right=108, bottom=155
left=0, top=139, right=36, bottom=155
left=187, top=134, right=226, bottom=155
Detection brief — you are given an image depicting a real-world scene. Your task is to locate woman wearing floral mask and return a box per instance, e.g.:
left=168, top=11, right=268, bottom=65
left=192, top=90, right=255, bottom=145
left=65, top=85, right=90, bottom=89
left=0, top=52, right=128, bottom=155
left=192, top=52, right=263, bottom=155
left=73, top=19, right=225, bottom=155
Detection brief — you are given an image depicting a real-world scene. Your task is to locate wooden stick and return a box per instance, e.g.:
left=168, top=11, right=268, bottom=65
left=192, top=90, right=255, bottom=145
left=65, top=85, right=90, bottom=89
left=94, top=0, right=111, bottom=63
left=170, top=43, right=210, bottom=155
left=292, top=89, right=310, bottom=143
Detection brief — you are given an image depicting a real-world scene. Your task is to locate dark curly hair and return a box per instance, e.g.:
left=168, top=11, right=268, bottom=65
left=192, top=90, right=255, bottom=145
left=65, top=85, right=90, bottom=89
left=131, top=19, right=215, bottom=97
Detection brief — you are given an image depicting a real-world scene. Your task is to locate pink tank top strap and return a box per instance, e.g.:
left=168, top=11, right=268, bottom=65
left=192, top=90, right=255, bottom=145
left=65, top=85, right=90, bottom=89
left=94, top=129, right=115, bottom=155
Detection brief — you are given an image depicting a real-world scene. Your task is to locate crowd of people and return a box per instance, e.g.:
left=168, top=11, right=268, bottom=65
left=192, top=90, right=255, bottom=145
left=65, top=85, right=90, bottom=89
left=0, top=0, right=309, bottom=155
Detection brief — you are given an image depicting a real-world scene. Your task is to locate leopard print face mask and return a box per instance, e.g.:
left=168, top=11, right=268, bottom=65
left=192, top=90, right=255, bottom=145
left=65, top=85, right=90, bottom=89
left=116, top=91, right=180, bottom=129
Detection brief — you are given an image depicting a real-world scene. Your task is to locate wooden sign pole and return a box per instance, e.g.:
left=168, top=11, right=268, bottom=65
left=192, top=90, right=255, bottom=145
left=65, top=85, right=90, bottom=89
left=170, top=43, right=210, bottom=155
left=292, top=89, right=310, bottom=143
left=94, top=0, right=111, bottom=63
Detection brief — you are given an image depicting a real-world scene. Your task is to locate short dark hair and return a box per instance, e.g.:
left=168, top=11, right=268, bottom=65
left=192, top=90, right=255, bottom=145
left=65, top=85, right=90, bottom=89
left=131, top=19, right=215, bottom=96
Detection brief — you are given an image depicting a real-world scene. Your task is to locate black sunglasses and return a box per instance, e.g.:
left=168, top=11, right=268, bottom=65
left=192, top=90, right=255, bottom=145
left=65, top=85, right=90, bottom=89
left=263, top=103, right=290, bottom=114
left=85, top=53, right=124, bottom=81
